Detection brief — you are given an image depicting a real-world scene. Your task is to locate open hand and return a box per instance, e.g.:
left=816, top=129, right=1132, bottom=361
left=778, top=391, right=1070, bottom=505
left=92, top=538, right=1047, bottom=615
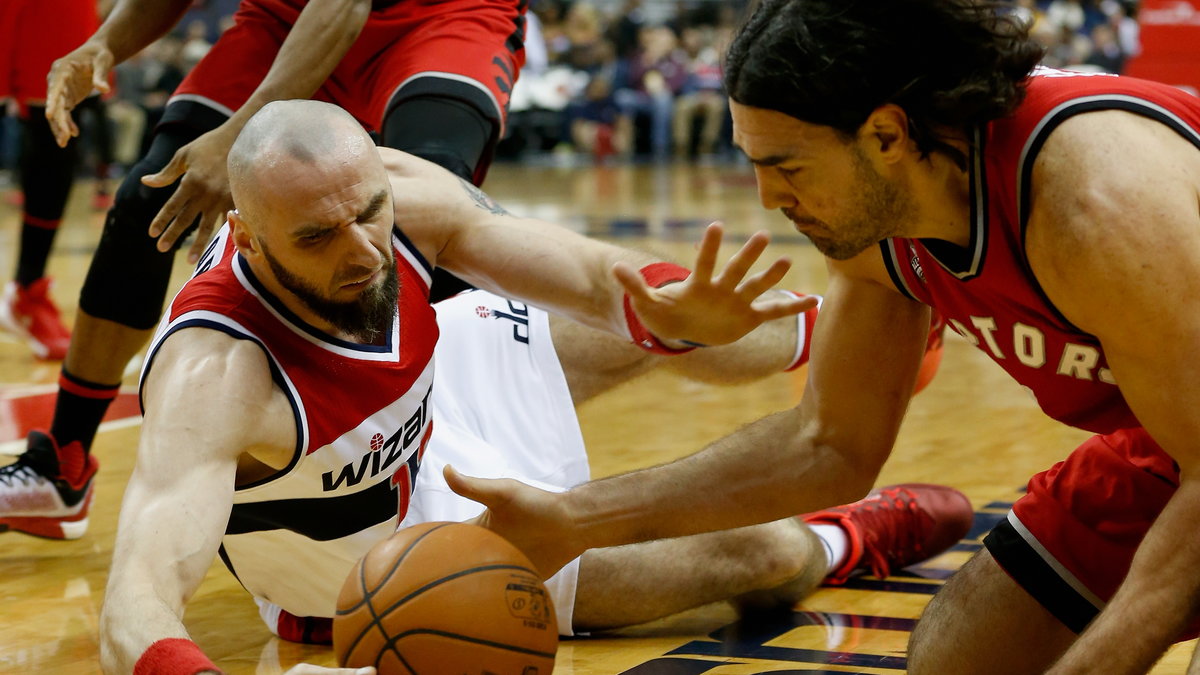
left=614, top=222, right=816, bottom=347
left=444, top=466, right=584, bottom=578
left=141, top=124, right=239, bottom=263
left=45, top=43, right=113, bottom=147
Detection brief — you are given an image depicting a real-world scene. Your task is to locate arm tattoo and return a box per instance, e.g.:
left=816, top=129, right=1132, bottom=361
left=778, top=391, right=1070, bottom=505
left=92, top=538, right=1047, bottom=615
left=458, top=177, right=510, bottom=216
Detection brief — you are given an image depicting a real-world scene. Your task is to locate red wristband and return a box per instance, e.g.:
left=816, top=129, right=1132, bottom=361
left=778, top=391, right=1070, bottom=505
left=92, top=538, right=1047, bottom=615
left=623, top=262, right=696, bottom=355
left=134, top=638, right=221, bottom=675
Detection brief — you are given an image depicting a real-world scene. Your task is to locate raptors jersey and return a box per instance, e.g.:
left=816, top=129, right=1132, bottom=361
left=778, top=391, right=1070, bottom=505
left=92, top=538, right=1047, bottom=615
left=880, top=68, right=1200, bottom=434
left=141, top=224, right=438, bottom=618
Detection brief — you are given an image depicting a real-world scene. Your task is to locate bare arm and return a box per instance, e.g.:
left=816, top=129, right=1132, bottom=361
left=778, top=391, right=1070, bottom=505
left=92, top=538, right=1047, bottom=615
left=448, top=253, right=930, bottom=575
left=142, top=0, right=373, bottom=261
left=1024, top=112, right=1200, bottom=674
left=100, top=330, right=286, bottom=673
left=382, top=149, right=811, bottom=348
left=45, top=0, right=193, bottom=144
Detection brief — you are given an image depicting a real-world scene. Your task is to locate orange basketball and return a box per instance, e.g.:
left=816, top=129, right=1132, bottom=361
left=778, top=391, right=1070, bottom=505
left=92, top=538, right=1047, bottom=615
left=333, top=522, right=558, bottom=674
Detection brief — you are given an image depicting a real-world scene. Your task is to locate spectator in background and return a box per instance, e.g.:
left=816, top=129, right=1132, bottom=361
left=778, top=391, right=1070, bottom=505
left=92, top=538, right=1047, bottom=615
left=614, top=25, right=686, bottom=159
left=608, top=0, right=646, bottom=61
left=1045, top=0, right=1086, bottom=35
left=673, top=25, right=725, bottom=159
left=180, top=19, right=212, bottom=73
left=569, top=73, right=631, bottom=160
left=108, top=48, right=151, bottom=170
left=1104, top=0, right=1141, bottom=60
left=1085, top=22, right=1126, bottom=73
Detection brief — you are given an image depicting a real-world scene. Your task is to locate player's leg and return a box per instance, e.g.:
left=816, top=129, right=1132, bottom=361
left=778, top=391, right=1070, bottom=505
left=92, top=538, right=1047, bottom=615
left=573, top=518, right=827, bottom=630
left=908, top=428, right=1183, bottom=673
left=908, top=549, right=1075, bottom=674
left=575, top=483, right=974, bottom=632
left=550, top=292, right=815, bottom=404
left=0, top=5, right=287, bottom=540
left=360, top=0, right=524, bottom=302
left=0, top=103, right=79, bottom=360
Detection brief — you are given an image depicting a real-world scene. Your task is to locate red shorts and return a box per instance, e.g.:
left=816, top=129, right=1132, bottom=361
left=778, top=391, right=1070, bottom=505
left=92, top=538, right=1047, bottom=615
left=984, top=427, right=1188, bottom=635
left=171, top=0, right=525, bottom=134
left=0, top=0, right=99, bottom=112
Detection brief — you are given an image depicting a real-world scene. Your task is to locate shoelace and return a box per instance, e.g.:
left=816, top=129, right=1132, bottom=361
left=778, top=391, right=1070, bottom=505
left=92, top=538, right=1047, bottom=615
left=826, top=486, right=929, bottom=578
left=0, top=461, right=48, bottom=488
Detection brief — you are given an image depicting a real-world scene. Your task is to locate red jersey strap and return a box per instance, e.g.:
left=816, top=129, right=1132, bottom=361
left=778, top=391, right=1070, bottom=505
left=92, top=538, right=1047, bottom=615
left=623, top=262, right=697, bottom=355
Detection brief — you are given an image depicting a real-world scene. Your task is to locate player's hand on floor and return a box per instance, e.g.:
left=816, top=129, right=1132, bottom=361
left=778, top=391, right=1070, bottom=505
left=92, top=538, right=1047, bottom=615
left=45, top=43, right=113, bottom=146
left=142, top=124, right=240, bottom=263
left=283, top=665, right=375, bottom=674
left=614, top=222, right=816, bottom=347
left=444, top=465, right=583, bottom=578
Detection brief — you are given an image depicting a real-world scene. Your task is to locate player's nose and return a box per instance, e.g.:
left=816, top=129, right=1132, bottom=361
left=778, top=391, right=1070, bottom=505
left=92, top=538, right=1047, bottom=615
left=754, top=166, right=797, bottom=211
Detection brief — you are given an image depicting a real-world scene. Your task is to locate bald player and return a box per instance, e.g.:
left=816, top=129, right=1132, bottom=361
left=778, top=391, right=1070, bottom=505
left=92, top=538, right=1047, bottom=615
left=97, top=98, right=815, bottom=673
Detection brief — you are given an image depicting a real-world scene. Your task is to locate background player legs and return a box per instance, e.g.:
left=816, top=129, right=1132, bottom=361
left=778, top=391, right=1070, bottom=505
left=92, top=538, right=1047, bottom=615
left=907, top=549, right=1076, bottom=674
left=0, top=104, right=79, bottom=360
left=573, top=517, right=827, bottom=631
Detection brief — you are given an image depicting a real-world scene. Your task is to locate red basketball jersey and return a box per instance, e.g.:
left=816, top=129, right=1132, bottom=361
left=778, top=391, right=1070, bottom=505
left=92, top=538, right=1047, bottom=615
left=880, top=68, right=1200, bottom=434
left=141, top=224, right=438, bottom=617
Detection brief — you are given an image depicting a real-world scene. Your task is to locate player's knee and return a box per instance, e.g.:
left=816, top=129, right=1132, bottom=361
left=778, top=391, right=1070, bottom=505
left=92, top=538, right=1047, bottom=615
left=79, top=130, right=194, bottom=329
left=729, top=520, right=826, bottom=615
left=382, top=95, right=497, bottom=183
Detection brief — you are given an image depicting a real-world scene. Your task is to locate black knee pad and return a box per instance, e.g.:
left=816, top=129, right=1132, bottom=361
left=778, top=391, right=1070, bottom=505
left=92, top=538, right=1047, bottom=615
left=19, top=107, right=78, bottom=222
left=382, top=95, right=500, bottom=301
left=382, top=95, right=497, bottom=183
left=79, top=122, right=215, bottom=329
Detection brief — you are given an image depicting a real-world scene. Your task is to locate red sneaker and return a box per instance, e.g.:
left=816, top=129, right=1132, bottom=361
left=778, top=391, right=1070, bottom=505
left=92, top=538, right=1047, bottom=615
left=0, top=278, right=72, bottom=360
left=803, top=483, right=972, bottom=585
left=0, top=430, right=98, bottom=540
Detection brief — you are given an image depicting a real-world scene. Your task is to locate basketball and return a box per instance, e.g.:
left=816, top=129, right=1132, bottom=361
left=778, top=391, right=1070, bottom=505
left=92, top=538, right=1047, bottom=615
left=333, top=522, right=558, bottom=674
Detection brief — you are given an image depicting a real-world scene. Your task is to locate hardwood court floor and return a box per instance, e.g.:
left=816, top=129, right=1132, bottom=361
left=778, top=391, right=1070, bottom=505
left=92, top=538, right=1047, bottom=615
left=0, top=161, right=1193, bottom=673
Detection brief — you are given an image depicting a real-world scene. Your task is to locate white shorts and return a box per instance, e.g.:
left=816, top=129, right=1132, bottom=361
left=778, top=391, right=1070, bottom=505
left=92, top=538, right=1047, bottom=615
left=398, top=290, right=589, bottom=636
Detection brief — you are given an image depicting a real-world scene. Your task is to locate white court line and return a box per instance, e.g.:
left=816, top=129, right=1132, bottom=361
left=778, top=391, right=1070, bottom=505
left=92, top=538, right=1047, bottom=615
left=0, top=417, right=143, bottom=456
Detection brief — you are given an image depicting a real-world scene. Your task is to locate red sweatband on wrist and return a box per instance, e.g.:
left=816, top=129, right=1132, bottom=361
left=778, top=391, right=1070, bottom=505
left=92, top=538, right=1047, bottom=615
left=624, top=262, right=696, bottom=355
left=133, top=638, right=221, bottom=675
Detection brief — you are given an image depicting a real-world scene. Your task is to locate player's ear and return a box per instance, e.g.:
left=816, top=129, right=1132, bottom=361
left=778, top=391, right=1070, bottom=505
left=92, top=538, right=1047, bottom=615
left=861, top=104, right=910, bottom=163
left=229, top=209, right=259, bottom=258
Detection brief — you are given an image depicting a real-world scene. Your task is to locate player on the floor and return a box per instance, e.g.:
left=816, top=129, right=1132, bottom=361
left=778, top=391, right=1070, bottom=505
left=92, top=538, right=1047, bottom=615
left=0, top=0, right=526, bottom=537
left=0, top=0, right=105, bottom=360
left=443, top=1, right=1200, bottom=673
left=97, top=105, right=968, bottom=670
left=92, top=97, right=811, bottom=670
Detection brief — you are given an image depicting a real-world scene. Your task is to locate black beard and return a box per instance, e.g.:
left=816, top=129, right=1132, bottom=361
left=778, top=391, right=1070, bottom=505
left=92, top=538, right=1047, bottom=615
left=260, top=245, right=399, bottom=343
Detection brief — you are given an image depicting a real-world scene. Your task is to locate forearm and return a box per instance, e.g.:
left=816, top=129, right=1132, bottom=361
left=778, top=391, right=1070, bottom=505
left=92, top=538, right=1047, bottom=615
left=1048, top=478, right=1200, bottom=674
left=90, top=0, right=193, bottom=63
left=100, top=580, right=196, bottom=673
left=567, top=407, right=878, bottom=551
left=225, top=0, right=370, bottom=132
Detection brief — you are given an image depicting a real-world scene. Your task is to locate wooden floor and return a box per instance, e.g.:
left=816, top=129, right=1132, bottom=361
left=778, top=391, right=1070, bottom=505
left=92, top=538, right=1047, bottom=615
left=0, top=161, right=1193, bottom=674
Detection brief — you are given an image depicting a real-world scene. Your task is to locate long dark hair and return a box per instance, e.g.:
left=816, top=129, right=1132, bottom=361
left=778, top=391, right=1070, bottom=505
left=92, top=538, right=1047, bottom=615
left=725, top=0, right=1043, bottom=166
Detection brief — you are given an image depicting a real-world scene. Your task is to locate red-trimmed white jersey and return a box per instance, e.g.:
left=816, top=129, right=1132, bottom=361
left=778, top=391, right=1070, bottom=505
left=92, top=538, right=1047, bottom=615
left=880, top=68, right=1200, bottom=434
left=141, top=224, right=438, bottom=617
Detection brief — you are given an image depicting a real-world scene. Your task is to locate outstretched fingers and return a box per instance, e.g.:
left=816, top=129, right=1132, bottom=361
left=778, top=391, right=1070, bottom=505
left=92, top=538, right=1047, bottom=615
left=714, top=230, right=772, bottom=289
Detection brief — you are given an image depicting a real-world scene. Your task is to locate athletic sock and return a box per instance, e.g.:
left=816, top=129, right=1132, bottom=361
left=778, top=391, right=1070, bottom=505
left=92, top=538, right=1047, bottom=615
left=810, top=522, right=850, bottom=575
left=50, top=369, right=121, bottom=454
left=16, top=216, right=60, bottom=286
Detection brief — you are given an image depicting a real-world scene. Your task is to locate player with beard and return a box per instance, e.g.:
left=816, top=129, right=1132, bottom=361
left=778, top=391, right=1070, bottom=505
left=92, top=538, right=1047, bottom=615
left=98, top=98, right=815, bottom=674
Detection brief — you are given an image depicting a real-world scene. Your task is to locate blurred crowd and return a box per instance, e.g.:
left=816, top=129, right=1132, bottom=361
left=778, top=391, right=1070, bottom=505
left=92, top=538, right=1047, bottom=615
left=0, top=0, right=1146, bottom=181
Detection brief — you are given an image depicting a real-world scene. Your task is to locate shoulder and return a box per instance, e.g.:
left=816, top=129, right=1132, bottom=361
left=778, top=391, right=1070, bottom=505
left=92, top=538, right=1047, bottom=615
left=143, top=328, right=283, bottom=446
left=1027, top=109, right=1200, bottom=333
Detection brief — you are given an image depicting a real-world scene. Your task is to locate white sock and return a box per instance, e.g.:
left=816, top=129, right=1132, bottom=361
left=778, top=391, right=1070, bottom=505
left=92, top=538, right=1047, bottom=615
left=810, top=523, right=850, bottom=575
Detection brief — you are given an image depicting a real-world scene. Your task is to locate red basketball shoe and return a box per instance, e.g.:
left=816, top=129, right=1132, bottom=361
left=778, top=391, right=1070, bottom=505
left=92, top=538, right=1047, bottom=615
left=0, top=431, right=97, bottom=540
left=803, top=483, right=972, bottom=585
left=0, top=278, right=72, bottom=360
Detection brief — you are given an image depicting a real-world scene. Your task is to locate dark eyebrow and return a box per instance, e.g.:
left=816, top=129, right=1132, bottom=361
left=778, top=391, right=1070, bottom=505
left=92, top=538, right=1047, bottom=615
left=732, top=143, right=789, bottom=167
left=356, top=190, right=388, bottom=223
left=293, top=190, right=388, bottom=238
